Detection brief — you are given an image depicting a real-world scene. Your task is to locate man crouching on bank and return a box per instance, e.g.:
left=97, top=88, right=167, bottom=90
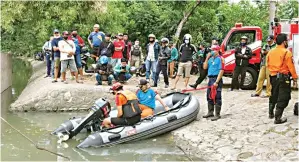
left=203, top=45, right=224, bottom=121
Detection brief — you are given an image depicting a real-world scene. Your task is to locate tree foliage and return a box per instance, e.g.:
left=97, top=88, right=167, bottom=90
left=0, top=0, right=296, bottom=56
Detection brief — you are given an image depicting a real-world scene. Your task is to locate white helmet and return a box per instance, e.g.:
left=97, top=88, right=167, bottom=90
left=148, top=34, right=156, bottom=38
left=161, top=37, right=169, bottom=44
left=183, top=34, right=192, bottom=41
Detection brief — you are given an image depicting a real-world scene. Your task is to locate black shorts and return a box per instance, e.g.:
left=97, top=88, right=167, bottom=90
left=111, top=115, right=141, bottom=126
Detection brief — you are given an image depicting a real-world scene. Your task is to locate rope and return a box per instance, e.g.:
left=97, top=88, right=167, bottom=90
left=181, top=85, right=217, bottom=104
left=1, top=117, right=71, bottom=161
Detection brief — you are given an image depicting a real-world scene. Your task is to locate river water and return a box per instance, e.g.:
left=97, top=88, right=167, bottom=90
left=1, top=58, right=198, bottom=161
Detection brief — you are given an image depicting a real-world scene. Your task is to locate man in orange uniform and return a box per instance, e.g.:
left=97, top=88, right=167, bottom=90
left=267, top=33, right=298, bottom=124
left=102, top=83, right=142, bottom=127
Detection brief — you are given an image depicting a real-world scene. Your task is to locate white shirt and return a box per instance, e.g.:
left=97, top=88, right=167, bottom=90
left=42, top=41, right=52, bottom=52
left=241, top=47, right=246, bottom=54
left=58, top=39, right=76, bottom=61
left=147, top=43, right=155, bottom=61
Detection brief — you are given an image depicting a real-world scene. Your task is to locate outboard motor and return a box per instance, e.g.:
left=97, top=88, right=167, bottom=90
left=52, top=98, right=111, bottom=141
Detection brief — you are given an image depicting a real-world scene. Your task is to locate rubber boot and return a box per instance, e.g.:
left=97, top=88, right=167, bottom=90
left=211, top=105, right=221, bottom=121
left=189, top=83, right=198, bottom=89
left=203, top=104, right=214, bottom=118
left=269, top=103, right=275, bottom=119
left=274, top=108, right=287, bottom=124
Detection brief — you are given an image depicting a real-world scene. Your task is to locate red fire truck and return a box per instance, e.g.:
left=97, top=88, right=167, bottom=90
left=220, top=18, right=299, bottom=90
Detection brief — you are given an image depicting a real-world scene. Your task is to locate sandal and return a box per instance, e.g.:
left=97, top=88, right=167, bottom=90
left=251, top=94, right=259, bottom=97
left=52, top=80, right=58, bottom=83
left=76, top=80, right=83, bottom=84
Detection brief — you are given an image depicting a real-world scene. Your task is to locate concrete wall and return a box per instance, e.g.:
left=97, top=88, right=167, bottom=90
left=1, top=53, right=12, bottom=93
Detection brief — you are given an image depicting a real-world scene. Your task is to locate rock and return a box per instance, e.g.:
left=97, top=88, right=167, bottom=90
left=217, top=145, right=239, bottom=157
left=274, top=125, right=289, bottom=133
left=50, top=90, right=59, bottom=98
left=63, top=91, right=72, bottom=102
left=285, top=131, right=296, bottom=137
left=290, top=123, right=299, bottom=129
left=237, top=152, right=254, bottom=159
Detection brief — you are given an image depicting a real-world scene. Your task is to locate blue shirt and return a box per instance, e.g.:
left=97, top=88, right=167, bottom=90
left=71, top=36, right=81, bottom=55
left=136, top=89, right=156, bottom=109
left=207, top=56, right=223, bottom=76
left=88, top=31, right=105, bottom=47
left=51, top=37, right=63, bottom=58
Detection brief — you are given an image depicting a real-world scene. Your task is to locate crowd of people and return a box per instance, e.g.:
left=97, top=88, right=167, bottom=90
left=41, top=23, right=297, bottom=126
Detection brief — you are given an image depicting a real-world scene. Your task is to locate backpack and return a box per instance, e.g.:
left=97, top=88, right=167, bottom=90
left=132, top=45, right=141, bottom=56
left=100, top=42, right=111, bottom=56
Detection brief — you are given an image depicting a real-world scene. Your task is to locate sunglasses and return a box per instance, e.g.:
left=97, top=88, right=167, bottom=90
left=54, top=32, right=59, bottom=34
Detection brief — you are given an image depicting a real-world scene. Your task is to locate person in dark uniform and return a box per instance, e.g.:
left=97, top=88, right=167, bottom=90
left=266, top=33, right=298, bottom=124
left=153, top=38, right=171, bottom=88
left=229, top=36, right=252, bottom=91
left=189, top=43, right=210, bottom=89
left=203, top=45, right=224, bottom=121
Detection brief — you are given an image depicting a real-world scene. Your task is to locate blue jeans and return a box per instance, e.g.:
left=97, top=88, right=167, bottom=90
left=74, top=52, right=82, bottom=68
left=145, top=60, right=157, bottom=80
left=114, top=72, right=132, bottom=81
left=45, top=54, right=51, bottom=76
left=95, top=73, right=113, bottom=85
left=207, top=77, right=223, bottom=106
left=51, top=58, right=55, bottom=78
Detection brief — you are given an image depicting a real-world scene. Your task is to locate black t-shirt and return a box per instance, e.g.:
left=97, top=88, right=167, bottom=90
left=99, top=41, right=115, bottom=57
left=179, top=43, right=197, bottom=62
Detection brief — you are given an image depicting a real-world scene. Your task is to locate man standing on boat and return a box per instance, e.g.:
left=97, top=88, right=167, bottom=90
left=203, top=45, right=224, bottom=121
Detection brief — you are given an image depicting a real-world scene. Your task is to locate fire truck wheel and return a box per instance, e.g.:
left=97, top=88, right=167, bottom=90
left=240, top=67, right=258, bottom=90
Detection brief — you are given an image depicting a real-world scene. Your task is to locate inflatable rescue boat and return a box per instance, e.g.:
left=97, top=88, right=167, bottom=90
left=52, top=92, right=199, bottom=148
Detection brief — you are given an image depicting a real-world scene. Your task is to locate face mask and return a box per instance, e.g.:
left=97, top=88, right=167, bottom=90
left=63, top=36, right=68, bottom=40
left=184, top=39, right=189, bottom=44
left=240, top=42, right=246, bottom=46
left=210, top=51, right=215, bottom=57
left=72, top=34, right=77, bottom=37
left=284, top=41, right=288, bottom=48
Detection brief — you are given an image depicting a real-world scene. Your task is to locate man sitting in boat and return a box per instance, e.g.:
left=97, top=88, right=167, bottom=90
left=136, top=79, right=169, bottom=118
left=102, top=82, right=142, bottom=127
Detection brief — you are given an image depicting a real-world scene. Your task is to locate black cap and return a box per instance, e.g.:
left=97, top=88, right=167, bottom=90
left=138, top=79, right=148, bottom=85
left=105, top=33, right=111, bottom=37
left=212, top=37, right=219, bottom=41
left=267, top=35, right=274, bottom=41
left=121, top=58, right=127, bottom=62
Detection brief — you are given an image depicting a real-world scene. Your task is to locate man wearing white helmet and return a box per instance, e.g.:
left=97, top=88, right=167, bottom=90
left=172, top=34, right=197, bottom=90
left=145, top=34, right=161, bottom=82
left=153, top=37, right=171, bottom=88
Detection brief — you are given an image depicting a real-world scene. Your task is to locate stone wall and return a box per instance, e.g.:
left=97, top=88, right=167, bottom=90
left=1, top=53, right=12, bottom=93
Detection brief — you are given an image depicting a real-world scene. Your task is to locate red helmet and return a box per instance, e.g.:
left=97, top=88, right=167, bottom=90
left=110, top=82, right=123, bottom=92
left=211, top=45, right=220, bottom=51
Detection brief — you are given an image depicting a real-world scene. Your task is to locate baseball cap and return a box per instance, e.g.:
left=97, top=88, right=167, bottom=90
left=121, top=58, right=127, bottom=62
left=138, top=79, right=149, bottom=86
left=118, top=33, right=123, bottom=36
left=267, top=35, right=274, bottom=41
left=53, top=29, right=59, bottom=33
left=93, top=24, right=100, bottom=28
left=105, top=33, right=111, bottom=37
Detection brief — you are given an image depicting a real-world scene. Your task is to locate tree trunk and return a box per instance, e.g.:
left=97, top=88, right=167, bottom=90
left=174, top=0, right=201, bottom=46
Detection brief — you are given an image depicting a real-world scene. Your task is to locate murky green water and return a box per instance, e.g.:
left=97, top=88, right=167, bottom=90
left=1, top=58, right=197, bottom=161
